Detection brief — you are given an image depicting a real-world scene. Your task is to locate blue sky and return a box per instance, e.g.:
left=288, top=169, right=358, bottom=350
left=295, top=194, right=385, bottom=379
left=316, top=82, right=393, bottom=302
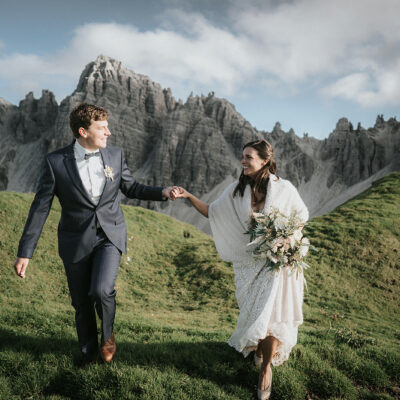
left=1, top=0, right=399, bottom=139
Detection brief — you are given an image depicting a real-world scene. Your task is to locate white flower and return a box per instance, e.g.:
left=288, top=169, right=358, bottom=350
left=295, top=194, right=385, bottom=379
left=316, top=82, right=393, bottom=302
left=104, top=165, right=114, bottom=181
left=271, top=239, right=280, bottom=253
left=293, top=229, right=303, bottom=241
left=300, top=237, right=310, bottom=257
left=273, top=215, right=288, bottom=231
left=270, top=255, right=278, bottom=263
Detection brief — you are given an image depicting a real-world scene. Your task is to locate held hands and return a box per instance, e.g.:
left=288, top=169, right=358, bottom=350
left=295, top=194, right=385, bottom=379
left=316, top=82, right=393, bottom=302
left=162, top=186, right=190, bottom=200
left=14, top=257, right=30, bottom=278
left=173, top=187, right=190, bottom=199
left=173, top=187, right=208, bottom=217
left=162, top=186, right=182, bottom=200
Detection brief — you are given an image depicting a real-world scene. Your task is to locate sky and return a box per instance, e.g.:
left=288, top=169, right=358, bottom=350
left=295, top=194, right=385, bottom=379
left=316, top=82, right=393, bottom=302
left=1, top=0, right=400, bottom=139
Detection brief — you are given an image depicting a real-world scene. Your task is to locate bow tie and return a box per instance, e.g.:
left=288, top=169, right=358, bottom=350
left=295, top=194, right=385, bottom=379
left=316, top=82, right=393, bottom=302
left=84, top=152, right=100, bottom=160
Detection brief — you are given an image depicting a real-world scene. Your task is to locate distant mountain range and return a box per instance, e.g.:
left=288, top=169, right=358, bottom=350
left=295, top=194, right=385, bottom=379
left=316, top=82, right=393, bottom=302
left=1, top=55, right=399, bottom=232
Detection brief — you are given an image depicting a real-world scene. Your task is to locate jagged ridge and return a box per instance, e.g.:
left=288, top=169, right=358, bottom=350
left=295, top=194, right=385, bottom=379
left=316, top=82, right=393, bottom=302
left=0, top=55, right=399, bottom=231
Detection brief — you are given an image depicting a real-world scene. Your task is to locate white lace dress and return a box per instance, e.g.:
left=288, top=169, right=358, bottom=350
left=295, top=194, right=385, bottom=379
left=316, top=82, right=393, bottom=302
left=209, top=175, right=309, bottom=366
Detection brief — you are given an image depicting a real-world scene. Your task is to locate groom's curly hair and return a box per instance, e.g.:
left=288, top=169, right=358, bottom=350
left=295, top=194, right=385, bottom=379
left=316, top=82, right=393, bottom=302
left=233, top=139, right=277, bottom=198
left=70, top=103, right=109, bottom=139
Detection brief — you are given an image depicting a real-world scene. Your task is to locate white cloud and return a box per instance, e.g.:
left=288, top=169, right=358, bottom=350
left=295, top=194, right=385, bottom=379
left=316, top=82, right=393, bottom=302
left=0, top=0, right=400, bottom=106
left=322, top=73, right=372, bottom=101
left=0, top=19, right=252, bottom=102
left=322, top=65, right=400, bottom=106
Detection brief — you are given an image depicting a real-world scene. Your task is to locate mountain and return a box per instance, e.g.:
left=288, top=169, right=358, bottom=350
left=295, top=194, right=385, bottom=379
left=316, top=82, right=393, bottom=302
left=0, top=172, right=399, bottom=399
left=0, top=55, right=399, bottom=232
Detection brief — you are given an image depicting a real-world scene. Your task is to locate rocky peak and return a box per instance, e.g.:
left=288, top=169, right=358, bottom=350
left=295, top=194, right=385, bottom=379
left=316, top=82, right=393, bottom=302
left=203, top=95, right=233, bottom=120
left=0, top=97, right=14, bottom=119
left=184, top=94, right=205, bottom=111
left=269, top=122, right=291, bottom=143
left=95, top=54, right=121, bottom=69
left=51, top=55, right=181, bottom=151
left=272, top=122, right=282, bottom=133
left=76, top=55, right=123, bottom=92
left=0, top=98, right=15, bottom=136
left=375, top=114, right=385, bottom=128
left=19, top=90, right=57, bottom=110
left=0, top=97, right=13, bottom=106
left=263, top=122, right=315, bottom=187
left=163, top=88, right=178, bottom=112
left=12, top=90, right=58, bottom=143
left=73, top=55, right=175, bottom=120
left=335, top=117, right=353, bottom=132
left=320, top=116, right=400, bottom=187
left=201, top=95, right=257, bottom=158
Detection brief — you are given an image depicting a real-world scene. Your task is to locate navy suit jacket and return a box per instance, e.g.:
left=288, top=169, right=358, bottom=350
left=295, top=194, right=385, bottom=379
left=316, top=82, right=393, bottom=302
left=17, top=142, right=165, bottom=263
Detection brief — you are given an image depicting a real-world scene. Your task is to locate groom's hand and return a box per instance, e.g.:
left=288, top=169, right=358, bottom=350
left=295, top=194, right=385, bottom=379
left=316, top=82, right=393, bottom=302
left=162, top=186, right=180, bottom=200
left=14, top=257, right=30, bottom=278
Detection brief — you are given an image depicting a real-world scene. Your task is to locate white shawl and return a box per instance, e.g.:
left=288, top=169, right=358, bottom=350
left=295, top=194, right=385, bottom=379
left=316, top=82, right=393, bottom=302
left=209, top=175, right=309, bottom=263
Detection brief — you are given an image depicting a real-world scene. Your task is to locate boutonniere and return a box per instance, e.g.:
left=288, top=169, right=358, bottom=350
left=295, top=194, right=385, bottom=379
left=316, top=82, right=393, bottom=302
left=104, top=165, right=114, bottom=181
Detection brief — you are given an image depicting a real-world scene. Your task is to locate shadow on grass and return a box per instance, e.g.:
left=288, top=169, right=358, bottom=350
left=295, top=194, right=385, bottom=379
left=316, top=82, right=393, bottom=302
left=0, top=327, right=255, bottom=399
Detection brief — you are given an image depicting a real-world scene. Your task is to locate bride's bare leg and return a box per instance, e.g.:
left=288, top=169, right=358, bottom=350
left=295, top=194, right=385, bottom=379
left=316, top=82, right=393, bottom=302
left=258, top=336, right=280, bottom=390
left=256, top=341, right=263, bottom=358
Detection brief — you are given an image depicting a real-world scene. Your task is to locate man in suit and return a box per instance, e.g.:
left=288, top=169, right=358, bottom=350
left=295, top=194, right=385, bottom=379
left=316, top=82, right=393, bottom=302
left=14, top=103, right=178, bottom=365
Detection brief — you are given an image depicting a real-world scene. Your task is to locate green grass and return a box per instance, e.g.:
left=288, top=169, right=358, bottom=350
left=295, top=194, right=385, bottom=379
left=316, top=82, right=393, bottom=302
left=0, top=172, right=399, bottom=399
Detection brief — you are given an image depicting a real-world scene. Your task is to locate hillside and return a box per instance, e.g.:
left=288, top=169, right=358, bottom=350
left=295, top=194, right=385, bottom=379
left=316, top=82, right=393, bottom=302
left=0, top=173, right=399, bottom=399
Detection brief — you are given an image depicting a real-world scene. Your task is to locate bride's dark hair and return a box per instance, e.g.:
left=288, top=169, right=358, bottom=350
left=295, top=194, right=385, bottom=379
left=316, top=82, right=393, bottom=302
left=233, top=139, right=277, bottom=198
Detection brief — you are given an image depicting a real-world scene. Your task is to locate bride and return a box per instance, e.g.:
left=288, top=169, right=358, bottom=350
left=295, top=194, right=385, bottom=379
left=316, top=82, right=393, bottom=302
left=174, top=139, right=309, bottom=399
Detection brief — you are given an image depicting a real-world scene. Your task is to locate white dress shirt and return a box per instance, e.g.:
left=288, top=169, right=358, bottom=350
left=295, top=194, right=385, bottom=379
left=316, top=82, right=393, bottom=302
left=74, top=140, right=106, bottom=205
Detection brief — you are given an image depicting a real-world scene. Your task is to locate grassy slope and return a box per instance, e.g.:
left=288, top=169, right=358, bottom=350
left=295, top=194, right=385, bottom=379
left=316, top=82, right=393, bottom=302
left=0, top=172, right=399, bottom=400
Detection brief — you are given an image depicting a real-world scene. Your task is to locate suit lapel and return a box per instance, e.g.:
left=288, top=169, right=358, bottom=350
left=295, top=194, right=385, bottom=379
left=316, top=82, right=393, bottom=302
left=63, top=142, right=97, bottom=206
left=97, top=147, right=111, bottom=204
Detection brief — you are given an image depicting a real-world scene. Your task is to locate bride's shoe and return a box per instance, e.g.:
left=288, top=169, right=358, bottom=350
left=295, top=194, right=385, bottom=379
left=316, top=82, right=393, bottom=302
left=254, top=352, right=263, bottom=366
left=257, top=367, right=272, bottom=400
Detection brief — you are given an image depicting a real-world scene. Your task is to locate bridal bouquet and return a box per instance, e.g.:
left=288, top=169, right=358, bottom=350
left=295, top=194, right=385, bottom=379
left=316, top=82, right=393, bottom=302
left=245, top=208, right=310, bottom=277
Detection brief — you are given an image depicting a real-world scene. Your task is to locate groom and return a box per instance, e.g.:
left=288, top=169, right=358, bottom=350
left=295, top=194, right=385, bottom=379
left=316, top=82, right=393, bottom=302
left=14, top=103, right=177, bottom=365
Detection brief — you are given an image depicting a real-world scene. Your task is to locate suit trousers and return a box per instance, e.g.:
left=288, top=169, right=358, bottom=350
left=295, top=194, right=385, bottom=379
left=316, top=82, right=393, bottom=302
left=63, top=229, right=121, bottom=357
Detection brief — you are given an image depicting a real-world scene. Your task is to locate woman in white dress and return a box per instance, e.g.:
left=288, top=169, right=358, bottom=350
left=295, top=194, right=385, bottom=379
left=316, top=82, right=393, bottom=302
left=174, top=140, right=309, bottom=399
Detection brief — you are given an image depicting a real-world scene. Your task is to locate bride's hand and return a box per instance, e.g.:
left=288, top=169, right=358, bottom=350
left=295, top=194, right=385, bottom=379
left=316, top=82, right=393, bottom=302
left=174, top=187, right=190, bottom=199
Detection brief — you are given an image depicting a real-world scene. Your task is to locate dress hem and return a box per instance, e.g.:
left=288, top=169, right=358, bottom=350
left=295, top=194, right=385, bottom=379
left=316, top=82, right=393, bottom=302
left=227, top=320, right=303, bottom=367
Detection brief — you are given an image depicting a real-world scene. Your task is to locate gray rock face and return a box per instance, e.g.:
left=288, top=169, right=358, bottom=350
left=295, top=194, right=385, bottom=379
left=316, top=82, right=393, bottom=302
left=49, top=55, right=178, bottom=177
left=265, top=123, right=317, bottom=188
left=13, top=90, right=58, bottom=143
left=321, top=117, right=394, bottom=188
left=0, top=55, right=399, bottom=231
left=140, top=93, right=258, bottom=195
left=0, top=91, right=58, bottom=191
left=0, top=98, right=15, bottom=190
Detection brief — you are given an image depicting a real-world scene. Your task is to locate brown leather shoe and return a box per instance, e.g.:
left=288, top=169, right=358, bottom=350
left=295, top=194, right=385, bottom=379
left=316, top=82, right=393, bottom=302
left=100, top=333, right=116, bottom=363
